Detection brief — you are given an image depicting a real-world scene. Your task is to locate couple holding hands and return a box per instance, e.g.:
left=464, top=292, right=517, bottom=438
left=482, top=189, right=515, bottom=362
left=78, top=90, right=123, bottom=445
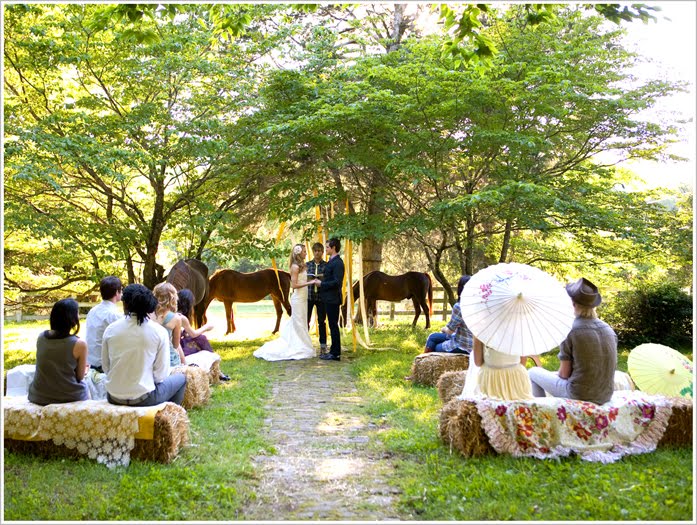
left=254, top=239, right=344, bottom=362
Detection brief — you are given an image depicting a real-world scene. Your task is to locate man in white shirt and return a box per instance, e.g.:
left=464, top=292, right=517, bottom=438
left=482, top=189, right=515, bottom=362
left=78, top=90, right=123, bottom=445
left=102, top=284, right=186, bottom=406
left=86, top=276, right=123, bottom=372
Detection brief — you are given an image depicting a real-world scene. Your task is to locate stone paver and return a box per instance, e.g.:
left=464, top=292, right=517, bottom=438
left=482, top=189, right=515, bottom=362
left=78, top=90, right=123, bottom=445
left=242, top=357, right=403, bottom=521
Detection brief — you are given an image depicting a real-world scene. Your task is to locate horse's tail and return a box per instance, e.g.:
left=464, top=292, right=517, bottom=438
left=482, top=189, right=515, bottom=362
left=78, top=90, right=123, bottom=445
left=426, top=273, right=433, bottom=316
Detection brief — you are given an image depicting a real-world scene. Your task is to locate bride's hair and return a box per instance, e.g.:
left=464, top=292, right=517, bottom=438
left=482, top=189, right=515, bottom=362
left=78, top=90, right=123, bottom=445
left=289, top=243, right=306, bottom=272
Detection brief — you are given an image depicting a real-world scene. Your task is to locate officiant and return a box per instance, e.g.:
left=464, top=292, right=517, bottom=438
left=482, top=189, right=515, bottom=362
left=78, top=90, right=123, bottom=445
left=306, top=242, right=328, bottom=355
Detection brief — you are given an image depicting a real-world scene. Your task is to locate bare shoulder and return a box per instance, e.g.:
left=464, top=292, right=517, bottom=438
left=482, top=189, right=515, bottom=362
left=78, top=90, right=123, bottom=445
left=73, top=338, right=88, bottom=354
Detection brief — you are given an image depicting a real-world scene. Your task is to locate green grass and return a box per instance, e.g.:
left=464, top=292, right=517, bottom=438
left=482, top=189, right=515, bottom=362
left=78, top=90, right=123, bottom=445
left=2, top=318, right=693, bottom=521
left=345, top=321, right=693, bottom=520
left=3, top=333, right=275, bottom=521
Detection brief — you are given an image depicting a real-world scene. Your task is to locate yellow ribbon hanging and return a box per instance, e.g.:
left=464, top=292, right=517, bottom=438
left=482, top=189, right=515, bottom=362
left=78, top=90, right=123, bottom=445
left=347, top=239, right=357, bottom=352
left=356, top=242, right=371, bottom=347
left=271, top=221, right=287, bottom=302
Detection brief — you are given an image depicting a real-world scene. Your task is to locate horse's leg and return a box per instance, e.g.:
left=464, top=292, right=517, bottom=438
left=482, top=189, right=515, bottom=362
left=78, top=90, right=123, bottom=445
left=412, top=298, right=421, bottom=328
left=419, top=296, right=431, bottom=329
left=224, top=301, right=235, bottom=335
left=193, top=300, right=205, bottom=329
left=201, top=296, right=213, bottom=326
left=370, top=299, right=378, bottom=328
left=271, top=296, right=283, bottom=334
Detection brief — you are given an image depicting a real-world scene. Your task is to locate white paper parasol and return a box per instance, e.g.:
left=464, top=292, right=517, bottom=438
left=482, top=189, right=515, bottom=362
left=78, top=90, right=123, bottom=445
left=460, top=262, right=574, bottom=356
left=627, top=343, right=693, bottom=398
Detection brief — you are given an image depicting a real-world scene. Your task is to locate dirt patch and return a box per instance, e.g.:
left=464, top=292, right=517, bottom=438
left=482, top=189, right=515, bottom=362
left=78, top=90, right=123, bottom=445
left=241, top=357, right=403, bottom=521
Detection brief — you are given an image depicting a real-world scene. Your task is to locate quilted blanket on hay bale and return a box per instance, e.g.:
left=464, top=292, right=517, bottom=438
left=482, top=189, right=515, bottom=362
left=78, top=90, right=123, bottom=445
left=439, top=394, right=692, bottom=462
left=410, top=352, right=470, bottom=387
left=3, top=397, right=189, bottom=465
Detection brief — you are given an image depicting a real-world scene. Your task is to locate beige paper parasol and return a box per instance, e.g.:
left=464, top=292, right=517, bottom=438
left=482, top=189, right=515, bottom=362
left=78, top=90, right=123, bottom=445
left=627, top=343, right=693, bottom=398
left=459, top=262, right=575, bottom=356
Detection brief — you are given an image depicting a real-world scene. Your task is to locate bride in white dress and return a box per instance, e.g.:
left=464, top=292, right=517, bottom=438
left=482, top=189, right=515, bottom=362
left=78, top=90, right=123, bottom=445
left=253, top=244, right=321, bottom=361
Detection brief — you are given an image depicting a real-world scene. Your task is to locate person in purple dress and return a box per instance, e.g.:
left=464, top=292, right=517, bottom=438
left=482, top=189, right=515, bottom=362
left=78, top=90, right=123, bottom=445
left=177, top=289, right=229, bottom=381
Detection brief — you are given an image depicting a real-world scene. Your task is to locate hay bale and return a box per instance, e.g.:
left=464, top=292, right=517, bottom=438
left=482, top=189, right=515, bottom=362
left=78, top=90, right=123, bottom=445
left=208, top=360, right=221, bottom=386
left=410, top=352, right=469, bottom=387
left=4, top=403, right=190, bottom=464
left=131, top=403, right=190, bottom=463
left=437, top=370, right=467, bottom=404
left=439, top=398, right=495, bottom=457
left=658, top=397, right=693, bottom=448
left=171, top=365, right=210, bottom=409
left=439, top=398, right=693, bottom=458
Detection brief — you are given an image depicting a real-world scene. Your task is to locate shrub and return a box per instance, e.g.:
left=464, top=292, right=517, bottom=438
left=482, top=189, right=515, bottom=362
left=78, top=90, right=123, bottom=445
left=602, top=283, right=693, bottom=349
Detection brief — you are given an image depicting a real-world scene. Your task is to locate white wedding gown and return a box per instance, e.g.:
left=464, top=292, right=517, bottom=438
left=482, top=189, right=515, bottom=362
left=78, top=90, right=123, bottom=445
left=253, top=270, right=316, bottom=361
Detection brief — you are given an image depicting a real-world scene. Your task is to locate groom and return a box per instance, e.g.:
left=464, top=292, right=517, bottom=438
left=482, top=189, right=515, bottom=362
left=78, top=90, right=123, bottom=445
left=318, top=238, right=344, bottom=361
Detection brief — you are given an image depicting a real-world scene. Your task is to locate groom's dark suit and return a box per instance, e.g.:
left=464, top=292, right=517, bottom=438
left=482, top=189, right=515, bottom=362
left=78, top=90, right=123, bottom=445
left=319, top=254, right=345, bottom=358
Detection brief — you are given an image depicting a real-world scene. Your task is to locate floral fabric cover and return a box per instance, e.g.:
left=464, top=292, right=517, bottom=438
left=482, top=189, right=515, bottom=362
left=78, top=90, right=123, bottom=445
left=471, top=390, right=673, bottom=463
left=3, top=396, right=166, bottom=468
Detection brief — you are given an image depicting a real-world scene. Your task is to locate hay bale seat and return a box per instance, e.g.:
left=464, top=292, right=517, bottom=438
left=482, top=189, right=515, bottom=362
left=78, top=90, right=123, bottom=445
left=208, top=360, right=221, bottom=386
left=410, top=352, right=470, bottom=387
left=439, top=396, right=693, bottom=458
left=3, top=400, right=189, bottom=464
left=171, top=365, right=210, bottom=409
left=437, top=370, right=468, bottom=404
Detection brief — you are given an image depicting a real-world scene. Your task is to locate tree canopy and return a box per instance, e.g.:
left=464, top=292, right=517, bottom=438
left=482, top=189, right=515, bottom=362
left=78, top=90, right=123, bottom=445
left=3, top=3, right=691, bottom=308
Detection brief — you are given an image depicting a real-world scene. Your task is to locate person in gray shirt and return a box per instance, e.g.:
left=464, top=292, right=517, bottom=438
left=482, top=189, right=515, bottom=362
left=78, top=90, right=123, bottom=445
left=528, top=277, right=617, bottom=405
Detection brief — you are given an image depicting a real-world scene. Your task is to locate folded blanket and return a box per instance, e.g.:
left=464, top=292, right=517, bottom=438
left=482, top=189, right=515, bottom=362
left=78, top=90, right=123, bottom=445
left=3, top=396, right=166, bottom=468
left=469, top=390, right=674, bottom=463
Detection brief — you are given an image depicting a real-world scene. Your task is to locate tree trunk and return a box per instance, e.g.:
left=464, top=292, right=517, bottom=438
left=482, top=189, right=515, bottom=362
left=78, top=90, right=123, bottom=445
left=126, top=254, right=136, bottom=284
left=425, top=238, right=456, bottom=307
left=361, top=237, right=383, bottom=275
left=499, top=218, right=512, bottom=263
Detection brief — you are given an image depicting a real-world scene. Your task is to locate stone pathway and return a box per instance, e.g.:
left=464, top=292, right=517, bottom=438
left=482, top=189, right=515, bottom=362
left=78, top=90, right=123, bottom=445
left=241, top=356, right=403, bottom=521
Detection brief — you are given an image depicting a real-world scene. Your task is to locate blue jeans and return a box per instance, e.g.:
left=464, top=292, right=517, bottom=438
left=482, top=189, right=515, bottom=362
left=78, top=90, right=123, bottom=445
left=528, top=367, right=571, bottom=398
left=108, top=373, right=187, bottom=407
left=426, top=332, right=469, bottom=353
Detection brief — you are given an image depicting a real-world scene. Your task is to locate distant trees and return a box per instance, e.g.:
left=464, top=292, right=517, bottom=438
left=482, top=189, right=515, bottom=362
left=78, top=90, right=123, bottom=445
left=3, top=3, right=690, bottom=309
left=4, top=4, right=272, bottom=294
left=246, top=6, right=688, bottom=303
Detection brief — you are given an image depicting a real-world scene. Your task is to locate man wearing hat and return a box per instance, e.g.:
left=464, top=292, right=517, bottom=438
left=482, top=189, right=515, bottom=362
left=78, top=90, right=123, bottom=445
left=528, top=277, right=618, bottom=405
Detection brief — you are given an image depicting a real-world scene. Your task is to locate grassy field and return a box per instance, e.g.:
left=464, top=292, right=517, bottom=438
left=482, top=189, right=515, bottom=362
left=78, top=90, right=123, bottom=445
left=2, top=318, right=694, bottom=521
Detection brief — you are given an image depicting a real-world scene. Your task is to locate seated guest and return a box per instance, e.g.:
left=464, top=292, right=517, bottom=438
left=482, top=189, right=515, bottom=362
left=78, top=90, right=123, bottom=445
left=176, top=289, right=215, bottom=356
left=472, top=337, right=533, bottom=400
left=152, top=282, right=188, bottom=366
left=85, top=276, right=123, bottom=372
left=28, top=298, right=89, bottom=405
left=528, top=277, right=617, bottom=405
left=102, top=284, right=186, bottom=406
left=424, top=275, right=473, bottom=354
left=177, top=289, right=229, bottom=381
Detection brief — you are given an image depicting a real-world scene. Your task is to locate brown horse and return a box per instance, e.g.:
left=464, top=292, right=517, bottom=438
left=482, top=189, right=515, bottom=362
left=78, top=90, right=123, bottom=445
left=204, top=269, right=292, bottom=335
left=166, top=259, right=209, bottom=328
left=344, top=271, right=433, bottom=329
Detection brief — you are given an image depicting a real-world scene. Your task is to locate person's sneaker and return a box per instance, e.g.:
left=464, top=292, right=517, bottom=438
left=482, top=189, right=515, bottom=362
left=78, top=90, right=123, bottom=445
left=319, top=353, right=340, bottom=361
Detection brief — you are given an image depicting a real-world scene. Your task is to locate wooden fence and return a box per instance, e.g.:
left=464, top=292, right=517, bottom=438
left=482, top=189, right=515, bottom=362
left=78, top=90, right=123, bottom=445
left=3, top=302, right=97, bottom=322
left=369, top=286, right=452, bottom=322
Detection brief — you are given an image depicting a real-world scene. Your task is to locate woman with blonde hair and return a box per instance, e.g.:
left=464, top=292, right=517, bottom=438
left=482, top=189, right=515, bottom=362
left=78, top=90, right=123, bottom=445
left=152, top=282, right=187, bottom=367
left=254, top=243, right=321, bottom=361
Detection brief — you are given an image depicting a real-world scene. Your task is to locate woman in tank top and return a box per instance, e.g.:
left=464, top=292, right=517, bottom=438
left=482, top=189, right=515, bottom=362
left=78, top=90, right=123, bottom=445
left=28, top=298, right=90, bottom=405
left=152, top=283, right=187, bottom=367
